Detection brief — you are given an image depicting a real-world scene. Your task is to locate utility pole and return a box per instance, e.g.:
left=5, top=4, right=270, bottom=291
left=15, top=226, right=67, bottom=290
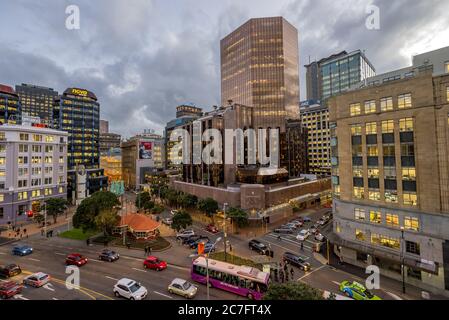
left=401, top=227, right=406, bottom=294
left=43, top=203, right=47, bottom=238
left=223, top=202, right=228, bottom=262
left=326, top=238, right=330, bottom=265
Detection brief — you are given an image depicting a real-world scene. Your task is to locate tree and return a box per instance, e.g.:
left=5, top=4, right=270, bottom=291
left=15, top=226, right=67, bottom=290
left=94, top=208, right=120, bottom=236
left=179, top=193, right=198, bottom=209
left=263, top=282, right=324, bottom=301
left=135, top=192, right=154, bottom=212
left=227, top=207, right=249, bottom=228
left=197, top=198, right=219, bottom=217
left=73, top=191, right=120, bottom=232
left=45, top=198, right=68, bottom=224
left=171, top=210, right=193, bottom=232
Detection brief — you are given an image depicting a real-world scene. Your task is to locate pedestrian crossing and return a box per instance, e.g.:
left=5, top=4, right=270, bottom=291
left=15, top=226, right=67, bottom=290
left=265, top=233, right=318, bottom=251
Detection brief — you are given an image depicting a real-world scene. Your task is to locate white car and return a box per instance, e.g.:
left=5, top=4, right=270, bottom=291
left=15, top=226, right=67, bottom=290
left=113, top=278, right=148, bottom=300
left=315, top=233, right=325, bottom=242
left=162, top=217, right=173, bottom=226
left=296, top=229, right=311, bottom=241
left=317, top=219, right=326, bottom=226
left=176, top=229, right=195, bottom=239
left=168, top=278, right=198, bottom=299
left=23, top=272, right=50, bottom=288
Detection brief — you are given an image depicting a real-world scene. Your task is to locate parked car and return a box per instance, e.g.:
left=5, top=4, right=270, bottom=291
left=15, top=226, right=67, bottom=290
left=339, top=281, right=381, bottom=300
left=23, top=272, right=50, bottom=288
left=189, top=237, right=210, bottom=249
left=302, top=217, right=312, bottom=223
left=310, top=224, right=320, bottom=234
left=113, top=278, right=147, bottom=300
left=162, top=217, right=173, bottom=226
left=143, top=256, right=167, bottom=271
left=205, top=224, right=219, bottom=233
left=0, top=281, right=23, bottom=299
left=168, top=278, right=198, bottom=299
left=176, top=229, right=195, bottom=240
left=182, top=235, right=201, bottom=245
left=248, top=239, right=273, bottom=256
left=283, top=223, right=298, bottom=230
left=290, top=220, right=304, bottom=228
left=99, top=249, right=120, bottom=262
left=296, top=229, right=311, bottom=241
left=282, top=252, right=311, bottom=271
left=12, top=245, right=33, bottom=256
left=65, top=253, right=88, bottom=267
left=0, top=264, right=22, bottom=278
left=317, top=218, right=326, bottom=226
left=273, top=227, right=294, bottom=235
left=315, top=233, right=325, bottom=242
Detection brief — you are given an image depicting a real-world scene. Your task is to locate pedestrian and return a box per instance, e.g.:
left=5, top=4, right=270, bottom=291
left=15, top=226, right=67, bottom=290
left=290, top=267, right=294, bottom=279
left=144, top=246, right=148, bottom=256
left=41, top=229, right=44, bottom=237
left=300, top=242, right=304, bottom=251
left=126, top=242, right=131, bottom=249
left=86, top=238, right=90, bottom=246
left=277, top=234, right=281, bottom=241
left=279, top=270, right=284, bottom=283
left=148, top=246, right=152, bottom=255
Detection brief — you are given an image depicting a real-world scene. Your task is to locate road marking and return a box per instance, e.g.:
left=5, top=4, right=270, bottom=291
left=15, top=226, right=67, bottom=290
left=297, top=264, right=326, bottom=281
left=153, top=291, right=173, bottom=299
left=105, top=276, right=119, bottom=281
left=386, top=291, right=403, bottom=300
left=332, top=281, right=340, bottom=286
left=13, top=294, right=29, bottom=300
left=43, top=283, right=55, bottom=292
left=121, top=256, right=141, bottom=261
left=89, top=258, right=103, bottom=263
left=132, top=267, right=146, bottom=273
left=266, top=234, right=313, bottom=250
left=28, top=258, right=41, bottom=262
left=52, top=298, right=59, bottom=300
left=55, top=252, right=65, bottom=256
left=0, top=252, right=6, bottom=255
left=168, top=264, right=190, bottom=271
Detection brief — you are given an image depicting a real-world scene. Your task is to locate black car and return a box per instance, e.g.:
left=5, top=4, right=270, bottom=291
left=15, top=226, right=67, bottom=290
left=249, top=239, right=273, bottom=256
left=0, top=264, right=22, bottom=278
left=181, top=235, right=200, bottom=245
left=99, top=249, right=120, bottom=262
left=188, top=237, right=210, bottom=249
left=282, top=252, right=311, bottom=271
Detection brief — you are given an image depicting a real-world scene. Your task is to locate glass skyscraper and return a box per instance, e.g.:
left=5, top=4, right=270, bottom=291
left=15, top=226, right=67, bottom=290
left=15, top=84, right=58, bottom=126
left=0, top=84, right=21, bottom=125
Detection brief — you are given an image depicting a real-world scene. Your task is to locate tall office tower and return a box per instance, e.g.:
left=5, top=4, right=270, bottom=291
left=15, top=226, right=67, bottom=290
left=304, top=61, right=320, bottom=102
left=15, top=84, right=58, bottom=126
left=53, top=88, right=108, bottom=202
left=0, top=84, right=21, bottom=125
left=329, top=46, right=449, bottom=296
left=100, top=120, right=109, bottom=134
left=221, top=17, right=300, bottom=132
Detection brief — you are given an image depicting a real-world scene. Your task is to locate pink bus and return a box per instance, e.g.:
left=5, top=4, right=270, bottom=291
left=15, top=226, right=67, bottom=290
left=191, top=257, right=270, bottom=300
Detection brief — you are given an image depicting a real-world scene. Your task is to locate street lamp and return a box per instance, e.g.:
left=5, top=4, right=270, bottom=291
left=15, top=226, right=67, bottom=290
left=400, top=227, right=406, bottom=294
left=223, top=203, right=228, bottom=262
left=189, top=237, right=222, bottom=300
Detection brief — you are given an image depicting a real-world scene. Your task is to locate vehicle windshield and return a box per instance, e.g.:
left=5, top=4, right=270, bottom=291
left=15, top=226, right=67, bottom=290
left=182, top=282, right=192, bottom=291
left=129, top=283, right=141, bottom=293
left=39, top=275, right=49, bottom=280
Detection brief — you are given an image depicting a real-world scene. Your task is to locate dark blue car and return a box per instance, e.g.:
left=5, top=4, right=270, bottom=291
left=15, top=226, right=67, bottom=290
left=12, top=245, right=33, bottom=256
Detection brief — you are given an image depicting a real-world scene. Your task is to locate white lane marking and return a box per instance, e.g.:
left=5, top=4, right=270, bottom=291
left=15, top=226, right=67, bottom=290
left=332, top=281, right=341, bottom=286
left=0, top=252, right=6, bottom=255
left=168, top=264, right=190, bottom=271
left=43, top=283, right=55, bottom=292
left=105, top=276, right=119, bottom=281
left=153, top=291, right=173, bottom=299
left=55, top=252, right=66, bottom=256
left=132, top=267, right=146, bottom=273
left=121, top=256, right=141, bottom=261
left=52, top=297, right=59, bottom=300
left=297, top=265, right=326, bottom=281
left=13, top=294, right=30, bottom=300
left=28, top=258, right=41, bottom=262
left=266, top=233, right=313, bottom=249
left=386, top=291, right=403, bottom=300
left=89, top=259, right=103, bottom=263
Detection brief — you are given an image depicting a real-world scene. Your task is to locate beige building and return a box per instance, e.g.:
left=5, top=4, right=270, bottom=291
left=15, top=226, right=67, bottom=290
left=329, top=46, right=449, bottom=296
left=221, top=16, right=300, bottom=131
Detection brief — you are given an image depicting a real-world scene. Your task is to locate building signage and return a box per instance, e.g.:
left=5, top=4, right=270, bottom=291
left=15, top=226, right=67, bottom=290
left=71, top=88, right=88, bottom=96
left=139, top=142, right=153, bottom=159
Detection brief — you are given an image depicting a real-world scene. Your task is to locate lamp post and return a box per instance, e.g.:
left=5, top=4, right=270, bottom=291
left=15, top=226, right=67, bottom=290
left=400, top=227, right=406, bottom=294
left=190, top=237, right=222, bottom=300
left=223, top=203, right=228, bottom=262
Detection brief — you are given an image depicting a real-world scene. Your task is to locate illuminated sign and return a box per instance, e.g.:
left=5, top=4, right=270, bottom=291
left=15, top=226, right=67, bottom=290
left=71, top=88, right=88, bottom=96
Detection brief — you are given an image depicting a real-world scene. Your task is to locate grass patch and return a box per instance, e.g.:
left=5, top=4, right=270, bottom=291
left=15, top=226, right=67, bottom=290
left=209, top=252, right=263, bottom=270
left=59, top=228, right=98, bottom=240
left=92, top=235, right=171, bottom=252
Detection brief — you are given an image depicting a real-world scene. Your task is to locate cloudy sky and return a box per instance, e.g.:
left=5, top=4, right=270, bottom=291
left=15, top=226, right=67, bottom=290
left=1, top=0, right=448, bottom=138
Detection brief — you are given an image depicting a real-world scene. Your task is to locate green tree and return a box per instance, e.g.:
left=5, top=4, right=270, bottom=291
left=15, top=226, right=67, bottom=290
left=45, top=198, right=68, bottom=224
left=227, top=207, right=249, bottom=228
left=263, top=282, right=324, bottom=301
left=171, top=210, right=193, bottom=232
left=73, top=191, right=120, bottom=232
left=135, top=192, right=154, bottom=211
left=94, top=208, right=120, bottom=236
left=197, top=198, right=219, bottom=217
left=179, top=193, right=198, bottom=209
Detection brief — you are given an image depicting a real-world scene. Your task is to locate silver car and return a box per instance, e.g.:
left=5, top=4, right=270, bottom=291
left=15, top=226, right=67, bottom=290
left=168, top=278, right=198, bottom=299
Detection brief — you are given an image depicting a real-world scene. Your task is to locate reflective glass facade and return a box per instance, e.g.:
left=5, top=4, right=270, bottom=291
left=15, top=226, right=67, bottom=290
left=0, top=85, right=21, bottom=125
left=16, top=84, right=58, bottom=126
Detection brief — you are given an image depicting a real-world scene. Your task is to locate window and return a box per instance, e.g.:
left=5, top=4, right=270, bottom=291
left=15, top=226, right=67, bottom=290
left=355, top=208, right=366, bottom=221
left=45, top=146, right=53, bottom=153
left=18, top=180, right=28, bottom=188
left=18, top=156, right=28, bottom=165
left=381, top=97, right=393, bottom=111
left=350, top=103, right=361, bottom=116
left=19, top=144, right=28, bottom=153
left=445, top=61, right=449, bottom=73
left=364, top=100, right=376, bottom=114
left=45, top=136, right=54, bottom=143
left=386, top=213, right=400, bottom=227
left=370, top=210, right=382, bottom=224
left=44, top=156, right=53, bottom=164
left=384, top=166, right=396, bottom=179
left=59, top=156, right=64, bottom=164
left=447, top=86, right=449, bottom=102
left=20, top=133, right=29, bottom=141
left=353, top=187, right=364, bottom=199
left=402, top=167, right=416, bottom=181
left=403, top=193, right=418, bottom=206
left=404, top=216, right=419, bottom=231
left=406, top=241, right=420, bottom=255
left=0, top=207, right=3, bottom=219
left=356, top=229, right=366, bottom=241
left=385, top=191, right=398, bottom=203
left=0, top=157, right=5, bottom=165
left=368, top=168, right=379, bottom=178
left=367, top=146, right=378, bottom=156
left=59, top=186, right=64, bottom=194
left=44, top=188, right=53, bottom=196
left=368, top=190, right=381, bottom=201
left=32, top=190, right=41, bottom=198
left=18, top=192, right=28, bottom=200
left=399, top=118, right=413, bottom=132
left=382, top=120, right=394, bottom=133
left=351, top=125, right=362, bottom=136
left=353, top=166, right=363, bottom=178
left=0, top=194, right=3, bottom=202
left=32, top=134, right=43, bottom=142
left=44, top=177, right=53, bottom=185
left=365, top=122, right=377, bottom=135
left=398, top=93, right=412, bottom=109
left=32, top=145, right=42, bottom=153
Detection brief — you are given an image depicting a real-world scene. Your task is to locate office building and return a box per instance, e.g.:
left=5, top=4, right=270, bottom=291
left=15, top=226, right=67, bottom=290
left=100, top=120, right=109, bottom=134
left=53, top=88, right=107, bottom=202
left=0, top=124, right=67, bottom=226
left=221, top=16, right=300, bottom=131
left=305, top=61, right=320, bottom=102
left=15, top=84, right=58, bottom=126
left=0, top=84, right=21, bottom=125
left=328, top=46, right=449, bottom=296
left=100, top=132, right=121, bottom=155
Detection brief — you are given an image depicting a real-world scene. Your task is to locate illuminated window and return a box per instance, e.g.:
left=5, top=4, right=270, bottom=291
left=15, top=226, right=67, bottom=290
left=350, top=103, right=361, bottom=116
left=370, top=210, right=382, bottom=223
left=398, top=93, right=412, bottom=109
left=365, top=122, right=377, bottom=135
left=355, top=208, right=365, bottom=221
left=402, top=167, right=416, bottom=181
left=445, top=61, right=449, bottom=73
left=353, top=166, right=363, bottom=177
left=364, top=100, right=376, bottom=114
left=33, top=134, right=43, bottom=142
left=356, top=229, right=366, bottom=241
left=380, top=97, right=393, bottom=112
left=367, top=146, right=378, bottom=157
left=368, top=190, right=381, bottom=201
left=385, top=191, right=398, bottom=203
left=0, top=194, right=3, bottom=202
left=382, top=120, right=394, bottom=133
left=403, top=193, right=418, bottom=206
left=351, top=124, right=362, bottom=136
left=386, top=213, right=400, bottom=227
left=446, top=86, right=449, bottom=102
left=353, top=187, right=365, bottom=199
left=59, top=187, right=64, bottom=194
left=404, top=216, right=419, bottom=231
left=0, top=157, right=5, bottom=165
left=20, top=133, right=29, bottom=141
left=368, top=168, right=379, bottom=178
left=399, top=118, right=413, bottom=132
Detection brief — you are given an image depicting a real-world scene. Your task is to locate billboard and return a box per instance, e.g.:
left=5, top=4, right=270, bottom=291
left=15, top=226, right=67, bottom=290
left=139, top=142, right=153, bottom=159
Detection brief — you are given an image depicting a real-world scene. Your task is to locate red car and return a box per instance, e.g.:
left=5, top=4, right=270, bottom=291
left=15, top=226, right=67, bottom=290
left=0, top=281, right=23, bottom=299
left=205, top=224, right=219, bottom=233
left=143, top=256, right=167, bottom=271
left=65, top=253, right=88, bottom=267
